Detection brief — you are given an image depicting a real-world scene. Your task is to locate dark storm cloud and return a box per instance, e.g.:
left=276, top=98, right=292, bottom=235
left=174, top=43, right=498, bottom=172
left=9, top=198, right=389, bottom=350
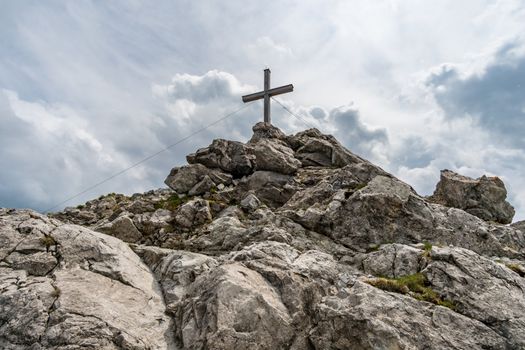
left=328, top=106, right=388, bottom=157
left=426, top=43, right=525, bottom=146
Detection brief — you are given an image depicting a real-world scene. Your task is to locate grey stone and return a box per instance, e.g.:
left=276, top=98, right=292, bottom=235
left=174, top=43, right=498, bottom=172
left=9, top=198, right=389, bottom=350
left=34, top=124, right=525, bottom=349
left=236, top=171, right=297, bottom=208
left=240, top=193, right=261, bottom=212
left=164, top=163, right=210, bottom=194
left=187, top=139, right=255, bottom=177
left=429, top=169, right=515, bottom=224
left=174, top=199, right=212, bottom=228
left=95, top=214, right=143, bottom=243
left=249, top=122, right=287, bottom=143
left=287, top=128, right=366, bottom=168
left=425, top=246, right=525, bottom=348
left=251, top=138, right=301, bottom=175
left=0, top=209, right=174, bottom=350
left=362, top=243, right=424, bottom=278
left=188, top=174, right=215, bottom=196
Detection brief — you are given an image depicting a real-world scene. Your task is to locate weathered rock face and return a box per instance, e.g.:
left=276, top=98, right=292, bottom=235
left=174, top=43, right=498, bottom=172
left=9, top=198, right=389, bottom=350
left=429, top=169, right=515, bottom=224
left=287, top=128, right=366, bottom=168
left=5, top=123, right=525, bottom=349
left=251, top=138, right=301, bottom=175
left=249, top=122, right=287, bottom=143
left=187, top=139, right=255, bottom=177
left=164, top=164, right=233, bottom=194
left=0, top=209, right=174, bottom=349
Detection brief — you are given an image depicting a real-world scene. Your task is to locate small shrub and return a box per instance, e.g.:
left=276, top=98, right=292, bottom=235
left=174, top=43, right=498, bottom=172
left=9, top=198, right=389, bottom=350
left=76, top=204, right=85, bottom=210
left=366, top=243, right=381, bottom=253
left=228, top=198, right=239, bottom=206
left=40, top=235, right=56, bottom=249
left=366, top=273, right=456, bottom=310
left=422, top=242, right=432, bottom=258
left=367, top=278, right=409, bottom=294
left=156, top=194, right=190, bottom=211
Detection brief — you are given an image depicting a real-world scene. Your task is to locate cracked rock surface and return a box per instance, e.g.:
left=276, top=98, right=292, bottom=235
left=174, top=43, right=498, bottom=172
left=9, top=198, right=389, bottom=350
left=3, top=122, right=525, bottom=349
left=0, top=209, right=174, bottom=350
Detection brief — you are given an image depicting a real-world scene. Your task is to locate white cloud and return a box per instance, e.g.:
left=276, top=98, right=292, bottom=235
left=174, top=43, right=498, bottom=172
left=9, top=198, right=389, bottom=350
left=1, top=1, right=525, bottom=222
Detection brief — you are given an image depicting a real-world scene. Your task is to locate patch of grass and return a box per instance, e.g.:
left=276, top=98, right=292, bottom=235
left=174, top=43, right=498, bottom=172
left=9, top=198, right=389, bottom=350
left=367, top=277, right=409, bottom=294
left=366, top=273, right=456, bottom=310
left=366, top=243, right=381, bottom=253
left=210, top=186, right=218, bottom=194
left=97, top=192, right=117, bottom=200
left=40, top=235, right=56, bottom=249
left=155, top=194, right=191, bottom=211
left=353, top=183, right=368, bottom=190
left=422, top=242, right=433, bottom=258
left=506, top=263, right=525, bottom=277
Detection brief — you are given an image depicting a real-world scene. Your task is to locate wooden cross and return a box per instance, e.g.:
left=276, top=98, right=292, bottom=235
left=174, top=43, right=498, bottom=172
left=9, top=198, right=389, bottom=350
left=242, top=68, right=293, bottom=124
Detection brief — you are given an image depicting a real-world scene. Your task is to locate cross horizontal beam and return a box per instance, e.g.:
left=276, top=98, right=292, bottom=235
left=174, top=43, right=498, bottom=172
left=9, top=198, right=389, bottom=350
left=242, top=69, right=293, bottom=124
left=241, top=84, right=294, bottom=103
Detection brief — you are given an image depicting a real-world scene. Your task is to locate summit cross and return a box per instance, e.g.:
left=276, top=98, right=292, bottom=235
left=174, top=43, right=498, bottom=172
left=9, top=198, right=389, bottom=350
left=241, top=68, right=294, bottom=124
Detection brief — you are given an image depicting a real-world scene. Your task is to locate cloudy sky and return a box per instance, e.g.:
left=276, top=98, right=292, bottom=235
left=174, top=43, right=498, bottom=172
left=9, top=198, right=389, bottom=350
left=1, top=0, right=524, bottom=221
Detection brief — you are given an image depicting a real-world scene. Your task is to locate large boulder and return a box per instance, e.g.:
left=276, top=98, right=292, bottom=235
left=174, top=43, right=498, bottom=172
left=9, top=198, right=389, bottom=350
left=42, top=123, right=525, bottom=350
left=164, top=163, right=233, bottom=194
left=94, top=214, right=143, bottom=243
left=0, top=209, right=174, bottom=349
left=249, top=122, right=287, bottom=143
left=236, top=171, right=297, bottom=208
left=251, top=138, right=301, bottom=175
left=429, top=169, right=515, bottom=224
left=287, top=128, right=366, bottom=168
left=174, top=198, right=212, bottom=229
left=187, top=139, right=255, bottom=177
left=424, top=246, right=525, bottom=348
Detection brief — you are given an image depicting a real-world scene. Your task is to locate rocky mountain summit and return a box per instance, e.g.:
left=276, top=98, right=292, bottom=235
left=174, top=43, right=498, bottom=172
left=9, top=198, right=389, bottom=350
left=2, top=122, right=525, bottom=349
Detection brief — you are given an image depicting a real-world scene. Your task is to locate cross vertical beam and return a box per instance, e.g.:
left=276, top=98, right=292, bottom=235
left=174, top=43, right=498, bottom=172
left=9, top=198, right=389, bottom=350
left=242, top=68, right=294, bottom=125
left=264, top=68, right=271, bottom=123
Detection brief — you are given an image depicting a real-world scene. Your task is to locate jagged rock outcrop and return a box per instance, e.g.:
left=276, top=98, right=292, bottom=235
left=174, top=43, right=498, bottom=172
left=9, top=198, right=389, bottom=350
left=187, top=139, right=255, bottom=177
left=0, top=209, right=174, bottom=349
left=429, top=169, right=515, bottom=224
left=3, top=123, right=525, bottom=349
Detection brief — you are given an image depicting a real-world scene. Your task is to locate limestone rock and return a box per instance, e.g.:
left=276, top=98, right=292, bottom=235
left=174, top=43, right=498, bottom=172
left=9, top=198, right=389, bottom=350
left=425, top=246, right=525, bottom=347
left=240, top=193, right=261, bottom=212
left=251, top=138, right=301, bottom=175
left=164, top=163, right=210, bottom=193
left=310, top=281, right=506, bottom=350
left=0, top=209, right=174, bottom=350
left=429, top=169, right=515, bottom=224
left=362, top=243, right=425, bottom=278
left=174, top=198, right=212, bottom=228
left=187, top=139, right=255, bottom=177
left=178, top=263, right=295, bottom=349
left=236, top=171, right=297, bottom=208
left=287, top=128, right=366, bottom=167
left=95, top=214, right=143, bottom=243
left=35, top=124, right=525, bottom=350
left=188, top=174, right=215, bottom=196
left=249, top=122, right=287, bottom=143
